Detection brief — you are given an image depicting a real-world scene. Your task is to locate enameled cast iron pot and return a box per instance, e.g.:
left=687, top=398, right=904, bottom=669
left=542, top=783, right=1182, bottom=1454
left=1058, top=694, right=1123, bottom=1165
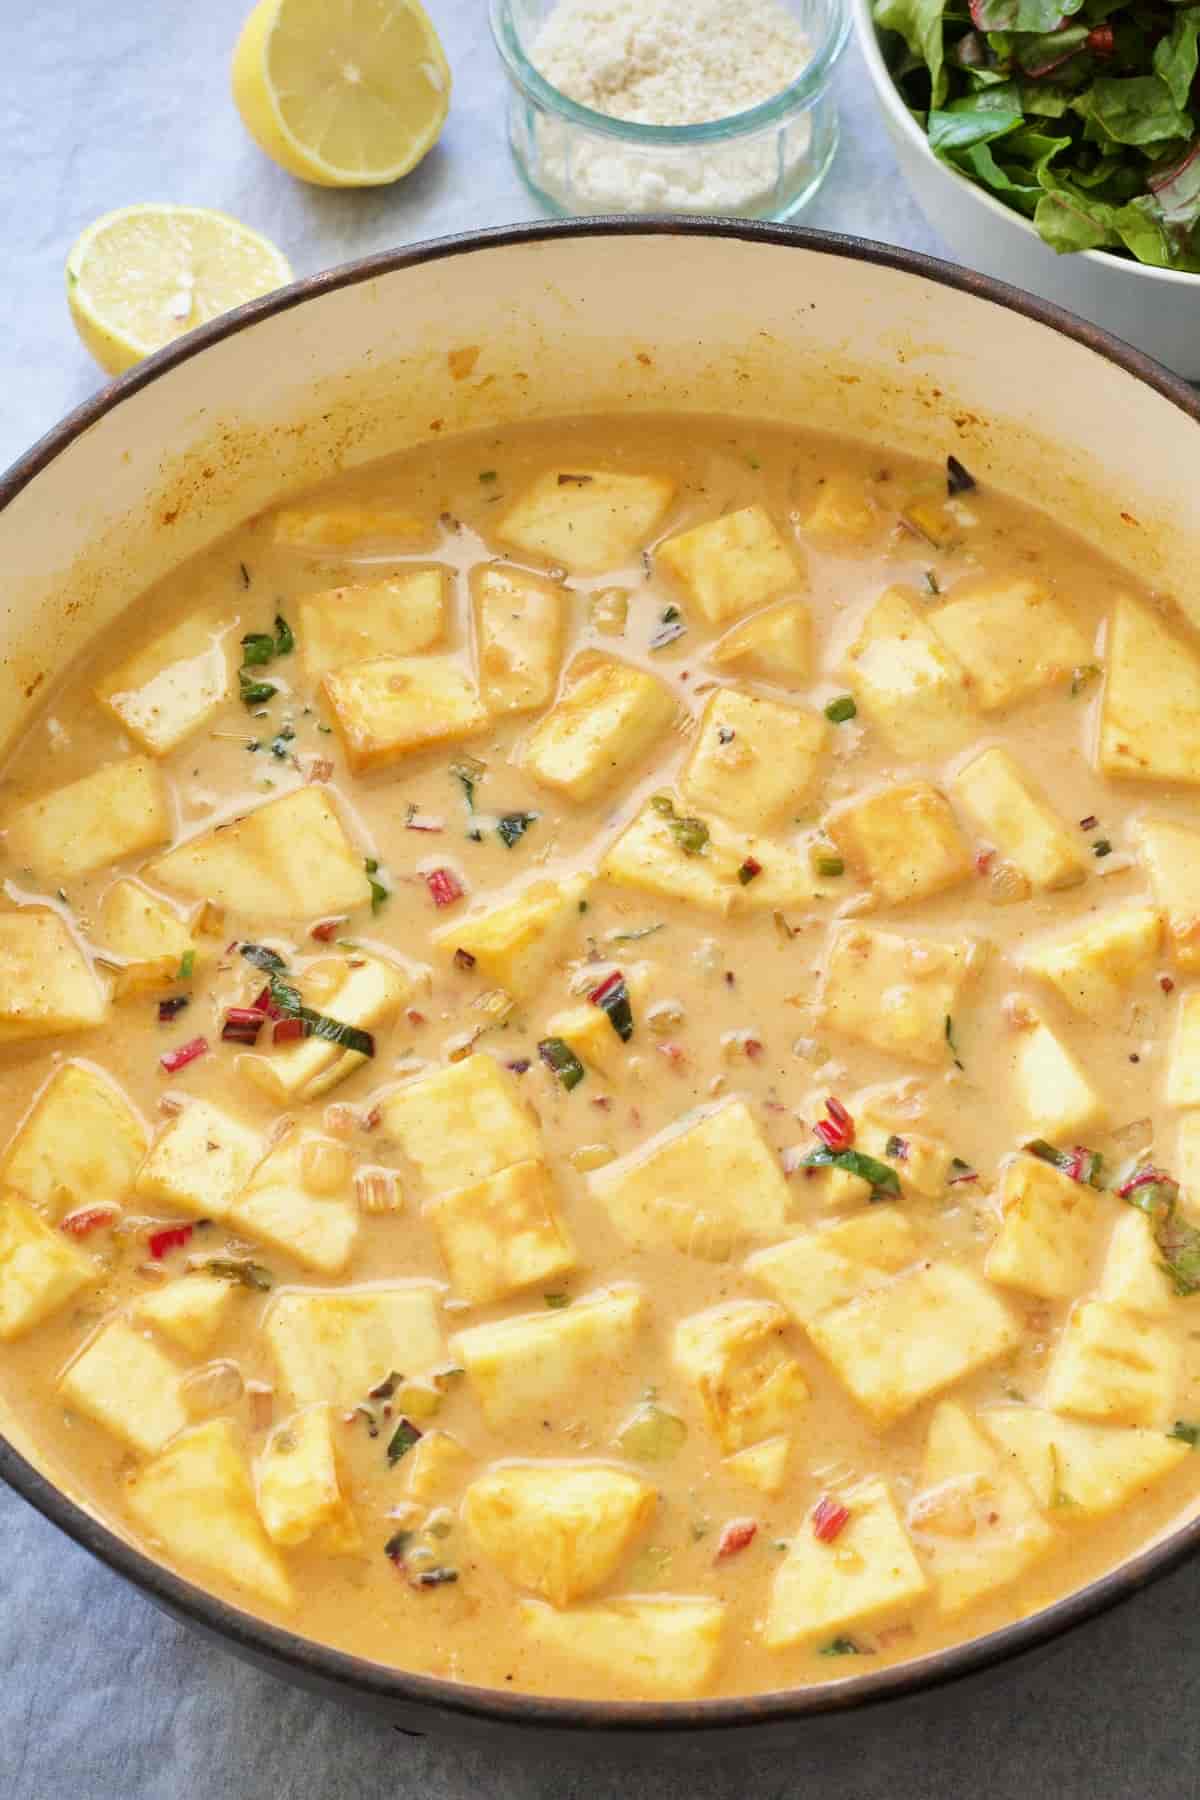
left=2, top=220, right=1199, bottom=1747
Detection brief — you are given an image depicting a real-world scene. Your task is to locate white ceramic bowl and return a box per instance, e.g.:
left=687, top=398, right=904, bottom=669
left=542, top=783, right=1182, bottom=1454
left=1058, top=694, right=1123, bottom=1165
left=851, top=0, right=1200, bottom=379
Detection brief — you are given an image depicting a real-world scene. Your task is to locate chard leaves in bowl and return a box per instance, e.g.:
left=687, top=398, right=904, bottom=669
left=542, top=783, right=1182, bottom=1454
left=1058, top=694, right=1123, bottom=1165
left=873, top=0, right=1200, bottom=267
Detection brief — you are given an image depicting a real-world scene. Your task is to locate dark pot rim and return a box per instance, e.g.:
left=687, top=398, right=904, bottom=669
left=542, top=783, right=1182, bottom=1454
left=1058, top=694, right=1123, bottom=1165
left=3, top=216, right=1198, bottom=1734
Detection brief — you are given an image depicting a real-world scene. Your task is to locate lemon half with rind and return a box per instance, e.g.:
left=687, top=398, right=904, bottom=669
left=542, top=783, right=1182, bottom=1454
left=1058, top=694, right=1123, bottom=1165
left=232, top=0, right=451, bottom=188
left=66, top=204, right=293, bottom=376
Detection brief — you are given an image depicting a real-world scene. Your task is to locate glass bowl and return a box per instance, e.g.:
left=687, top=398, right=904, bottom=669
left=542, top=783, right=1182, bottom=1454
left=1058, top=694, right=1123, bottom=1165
left=489, top=0, right=850, bottom=221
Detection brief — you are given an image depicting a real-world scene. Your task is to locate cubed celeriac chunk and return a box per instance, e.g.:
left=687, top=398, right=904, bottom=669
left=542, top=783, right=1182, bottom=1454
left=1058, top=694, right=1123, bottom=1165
left=2, top=1061, right=147, bottom=1219
left=952, top=749, right=1086, bottom=892
left=1022, top=906, right=1162, bottom=1025
left=125, top=1418, right=292, bottom=1608
left=708, top=602, right=812, bottom=685
left=1134, top=817, right=1200, bottom=969
left=95, top=617, right=232, bottom=755
left=1166, top=991, right=1200, bottom=1107
left=298, top=568, right=447, bottom=678
left=820, top=924, right=982, bottom=1066
left=984, top=1154, right=1103, bottom=1301
left=133, top=1275, right=236, bottom=1355
left=97, top=880, right=197, bottom=997
left=1099, top=595, right=1200, bottom=786
left=403, top=1429, right=472, bottom=1504
left=723, top=1434, right=791, bottom=1495
left=429, top=874, right=589, bottom=1001
left=801, top=475, right=882, bottom=546
left=256, top=1403, right=361, bottom=1553
left=135, top=1099, right=263, bottom=1223
left=0, top=1194, right=93, bottom=1341
left=910, top=1402, right=1053, bottom=1616
left=672, top=1300, right=808, bottom=1452
left=807, top=1262, right=1020, bottom=1425
left=5, top=757, right=169, bottom=882
left=930, top=577, right=1089, bottom=712
left=517, top=1597, right=725, bottom=1699
left=826, top=781, right=972, bottom=906
left=463, top=1461, right=656, bottom=1605
left=1044, top=1300, right=1177, bottom=1427
left=541, top=964, right=650, bottom=1083
left=0, top=910, right=107, bottom=1044
left=496, top=470, right=675, bottom=576
left=227, top=1128, right=359, bottom=1275
left=1011, top=1016, right=1106, bottom=1141
left=843, top=587, right=974, bottom=758
left=59, top=1317, right=186, bottom=1455
left=680, top=689, right=827, bottom=830
left=323, top=655, right=487, bottom=776
left=425, top=1159, right=575, bottom=1305
left=472, top=564, right=568, bottom=715
left=764, top=1478, right=928, bottom=1651
left=657, top=505, right=801, bottom=625
left=241, top=953, right=409, bottom=1105
left=450, top=1285, right=643, bottom=1430
left=381, top=1053, right=542, bottom=1195
left=745, top=1211, right=918, bottom=1328
left=522, top=658, right=677, bottom=804
left=264, top=1283, right=444, bottom=1408
left=601, top=797, right=816, bottom=919
left=1099, top=1208, right=1174, bottom=1317
left=982, top=1406, right=1189, bottom=1516
left=271, top=504, right=427, bottom=551
left=587, top=1101, right=790, bottom=1260
left=149, top=787, right=370, bottom=918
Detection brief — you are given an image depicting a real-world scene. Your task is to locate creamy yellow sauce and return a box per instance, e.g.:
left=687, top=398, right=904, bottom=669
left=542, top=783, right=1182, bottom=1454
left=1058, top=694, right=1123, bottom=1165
left=1, top=412, right=1199, bottom=1702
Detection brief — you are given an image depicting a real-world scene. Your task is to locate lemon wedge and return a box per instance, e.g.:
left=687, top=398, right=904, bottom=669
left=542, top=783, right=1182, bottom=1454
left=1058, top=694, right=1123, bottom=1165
left=232, top=0, right=451, bottom=188
left=66, top=204, right=293, bottom=377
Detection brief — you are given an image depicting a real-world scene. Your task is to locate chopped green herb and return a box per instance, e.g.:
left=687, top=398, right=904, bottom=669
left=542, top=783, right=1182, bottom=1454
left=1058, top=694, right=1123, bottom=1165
left=205, top=1258, right=273, bottom=1291
left=240, top=631, right=276, bottom=667
left=178, top=950, right=196, bottom=982
left=384, top=1529, right=413, bottom=1561
left=945, top=1014, right=963, bottom=1070
left=543, top=1292, right=570, bottom=1309
left=824, top=695, right=857, bottom=724
left=386, top=1417, right=422, bottom=1464
left=1170, top=1420, right=1200, bottom=1447
left=1120, top=1165, right=1200, bottom=1295
left=923, top=570, right=941, bottom=596
left=238, top=942, right=287, bottom=975
left=650, top=794, right=709, bottom=857
left=497, top=811, right=538, bottom=849
left=478, top=470, right=498, bottom=483
left=1092, top=838, right=1113, bottom=858
left=946, top=455, right=976, bottom=496
left=538, top=1036, right=585, bottom=1091
left=815, top=855, right=845, bottom=879
left=660, top=605, right=681, bottom=624
left=747, top=454, right=761, bottom=470
left=274, top=613, right=294, bottom=656
left=238, top=670, right=277, bottom=707
left=268, top=974, right=376, bottom=1058
left=590, top=971, right=634, bottom=1042
left=578, top=899, right=589, bottom=914
left=238, top=562, right=252, bottom=589
left=269, top=725, right=295, bottom=760
left=799, top=1146, right=902, bottom=1200
left=365, top=859, right=389, bottom=914
left=1071, top=664, right=1101, bottom=697
left=450, top=757, right=485, bottom=812
left=819, top=1637, right=869, bottom=1657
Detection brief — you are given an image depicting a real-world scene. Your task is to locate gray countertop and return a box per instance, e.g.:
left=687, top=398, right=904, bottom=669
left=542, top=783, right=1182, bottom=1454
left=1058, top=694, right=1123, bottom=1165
left=2, top=4, right=1198, bottom=1795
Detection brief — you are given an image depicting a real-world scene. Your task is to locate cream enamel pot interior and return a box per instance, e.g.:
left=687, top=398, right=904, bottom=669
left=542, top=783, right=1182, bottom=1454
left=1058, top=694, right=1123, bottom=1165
left=2, top=220, right=1200, bottom=1744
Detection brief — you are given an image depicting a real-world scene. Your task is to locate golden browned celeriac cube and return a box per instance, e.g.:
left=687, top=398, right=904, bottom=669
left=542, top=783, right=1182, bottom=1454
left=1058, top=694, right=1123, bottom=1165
left=672, top=1299, right=808, bottom=1452
left=826, top=781, right=972, bottom=906
left=843, top=587, right=974, bottom=758
left=496, top=469, right=675, bottom=575
left=745, top=1211, right=918, bottom=1328
left=680, top=688, right=827, bottom=830
left=0, top=910, right=108, bottom=1044
left=403, top=1429, right=472, bottom=1504
left=982, top=1406, right=1189, bottom=1516
left=1010, top=1015, right=1107, bottom=1141
left=820, top=923, right=982, bottom=1066
left=951, top=748, right=1086, bottom=892
left=929, top=577, right=1089, bottom=712
left=1167, top=990, right=1200, bottom=1107
left=910, top=1401, right=1053, bottom=1615
left=807, top=1262, right=1020, bottom=1425
left=125, top=1418, right=293, bottom=1608
left=98, top=880, right=198, bottom=998
left=801, top=474, right=882, bottom=546
left=135, top=1099, right=264, bottom=1223
left=471, top=564, right=568, bottom=715
left=723, top=1434, right=791, bottom=1495
left=298, top=568, right=447, bottom=678
left=425, top=1159, right=575, bottom=1306
left=270, top=504, right=427, bottom=551
left=227, top=1127, right=359, bottom=1275
left=707, top=601, right=812, bottom=685
left=1134, top=816, right=1200, bottom=969
left=1098, top=1208, right=1174, bottom=1318
left=517, top=1597, right=726, bottom=1699
left=984, top=1154, right=1104, bottom=1301
left=133, top=1275, right=236, bottom=1356
left=463, top=1460, right=657, bottom=1605
left=264, top=1283, right=445, bottom=1409
left=541, top=964, right=650, bottom=1083
left=1044, top=1300, right=1178, bottom=1427
left=241, top=953, right=409, bottom=1106
left=0, top=1194, right=94, bottom=1341
left=95, top=617, right=232, bottom=755
left=59, top=1317, right=187, bottom=1455
left=381, top=1053, right=542, bottom=1195
left=657, top=505, right=801, bottom=625
left=2, top=1060, right=147, bottom=1219
left=1099, top=595, right=1200, bottom=785
left=522, top=657, right=677, bottom=804
left=450, top=1284, right=644, bottom=1430
left=601, top=797, right=817, bottom=919
left=763, top=1478, right=928, bottom=1650
left=429, top=873, right=590, bottom=1000
left=587, top=1101, right=791, bottom=1259
left=5, top=756, right=170, bottom=882
left=1021, top=906, right=1162, bottom=1025
left=323, top=654, right=487, bottom=775
left=149, top=786, right=371, bottom=918
left=256, top=1402, right=361, bottom=1553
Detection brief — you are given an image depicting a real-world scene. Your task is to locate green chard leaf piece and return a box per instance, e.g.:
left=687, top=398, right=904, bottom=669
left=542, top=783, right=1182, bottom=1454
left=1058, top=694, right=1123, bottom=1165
left=945, top=1014, right=964, bottom=1069
left=799, top=1146, right=903, bottom=1200
left=205, top=1258, right=274, bottom=1291
left=238, top=669, right=278, bottom=707
left=240, top=631, right=276, bottom=667
left=824, top=695, right=858, bottom=724
left=1119, top=1165, right=1200, bottom=1296
left=274, top=613, right=295, bottom=656
left=818, top=1635, right=872, bottom=1656
left=649, top=794, right=710, bottom=856
left=178, top=949, right=196, bottom=982
left=386, top=1418, right=422, bottom=1465
left=364, top=858, right=389, bottom=914
left=267, top=972, right=376, bottom=1059
left=497, top=811, right=538, bottom=849
left=874, top=0, right=948, bottom=103
left=1170, top=1420, right=1200, bottom=1447
left=538, top=1037, right=586, bottom=1090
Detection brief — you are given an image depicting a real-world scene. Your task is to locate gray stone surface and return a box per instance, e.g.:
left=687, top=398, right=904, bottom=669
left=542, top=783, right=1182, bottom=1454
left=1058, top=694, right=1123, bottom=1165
left=1, top=3, right=1197, bottom=1795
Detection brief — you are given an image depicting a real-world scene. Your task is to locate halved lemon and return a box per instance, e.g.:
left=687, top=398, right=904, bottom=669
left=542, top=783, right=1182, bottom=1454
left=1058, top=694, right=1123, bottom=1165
left=66, top=204, right=293, bottom=376
left=232, top=0, right=451, bottom=188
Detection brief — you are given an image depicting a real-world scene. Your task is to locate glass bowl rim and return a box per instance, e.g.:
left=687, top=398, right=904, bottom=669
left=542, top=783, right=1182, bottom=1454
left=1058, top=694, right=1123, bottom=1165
left=488, top=0, right=851, bottom=145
